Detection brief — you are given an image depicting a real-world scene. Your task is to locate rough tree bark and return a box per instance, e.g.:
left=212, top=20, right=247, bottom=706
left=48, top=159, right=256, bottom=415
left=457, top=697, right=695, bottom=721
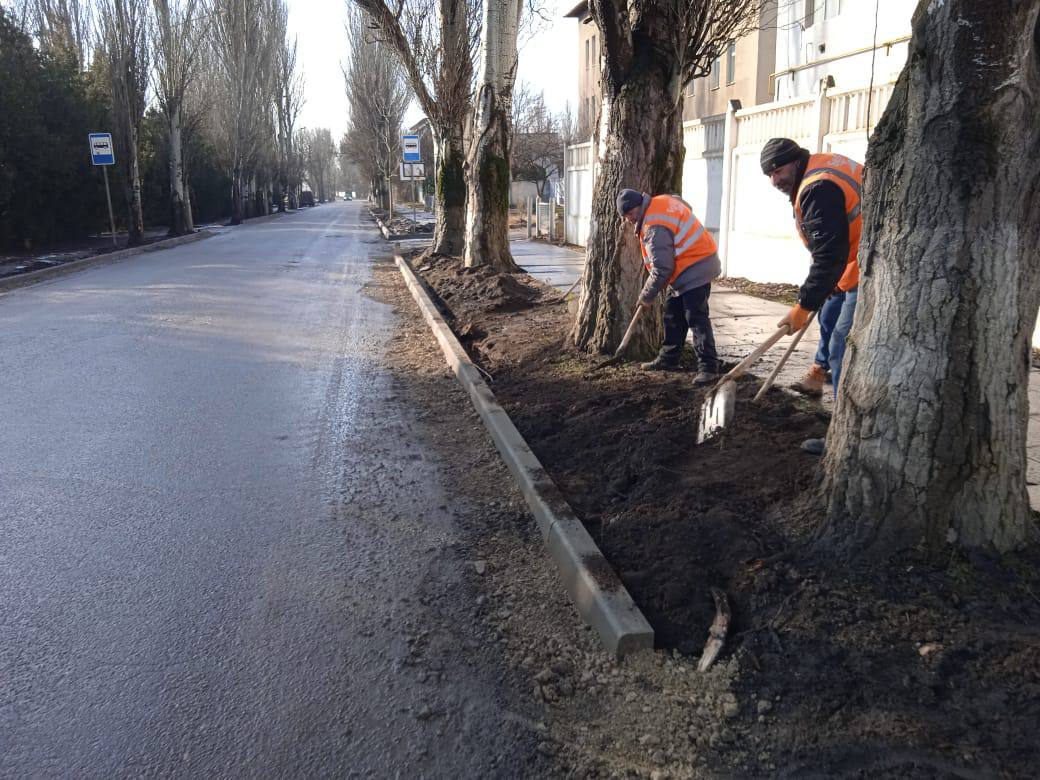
left=167, top=106, right=194, bottom=234
left=100, top=0, right=148, bottom=246
left=570, top=37, right=682, bottom=355
left=818, top=0, right=1040, bottom=556
left=463, top=0, right=521, bottom=271
left=431, top=0, right=470, bottom=255
left=574, top=0, right=760, bottom=355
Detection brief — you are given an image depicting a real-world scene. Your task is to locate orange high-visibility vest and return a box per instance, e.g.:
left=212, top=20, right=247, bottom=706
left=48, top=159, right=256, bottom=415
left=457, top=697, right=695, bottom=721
left=793, top=153, right=863, bottom=291
left=639, top=195, right=717, bottom=284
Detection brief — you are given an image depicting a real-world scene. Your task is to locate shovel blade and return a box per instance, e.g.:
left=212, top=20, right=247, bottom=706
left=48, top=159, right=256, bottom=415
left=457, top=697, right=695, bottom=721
left=697, top=380, right=737, bottom=444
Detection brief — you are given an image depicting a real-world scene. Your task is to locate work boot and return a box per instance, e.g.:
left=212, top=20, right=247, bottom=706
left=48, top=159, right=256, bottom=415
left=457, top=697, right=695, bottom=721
left=792, top=364, right=828, bottom=397
left=640, top=356, right=681, bottom=371
left=800, top=438, right=826, bottom=456
left=692, top=368, right=721, bottom=386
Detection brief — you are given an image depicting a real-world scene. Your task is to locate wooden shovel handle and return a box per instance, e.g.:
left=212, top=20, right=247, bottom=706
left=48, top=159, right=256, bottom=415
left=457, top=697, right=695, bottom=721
left=614, top=306, right=644, bottom=356
left=712, top=325, right=789, bottom=390
left=754, top=310, right=817, bottom=401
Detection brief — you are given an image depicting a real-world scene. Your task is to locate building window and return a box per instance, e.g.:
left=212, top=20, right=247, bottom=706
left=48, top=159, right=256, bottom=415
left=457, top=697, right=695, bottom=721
left=585, top=38, right=590, bottom=70
left=710, top=57, right=720, bottom=90
left=726, top=41, right=736, bottom=85
left=824, top=0, right=841, bottom=19
left=803, top=0, right=815, bottom=28
left=685, top=79, right=694, bottom=98
left=592, top=35, right=597, bottom=68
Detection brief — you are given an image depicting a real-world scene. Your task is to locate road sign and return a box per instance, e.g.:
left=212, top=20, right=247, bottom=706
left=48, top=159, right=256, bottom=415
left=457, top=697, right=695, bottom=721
left=401, top=134, right=421, bottom=163
left=89, top=133, right=115, bottom=166
left=400, top=163, right=425, bottom=180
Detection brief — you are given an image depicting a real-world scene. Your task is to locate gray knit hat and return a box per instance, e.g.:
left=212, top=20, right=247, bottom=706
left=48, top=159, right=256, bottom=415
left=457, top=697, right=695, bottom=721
left=616, top=188, right=644, bottom=217
left=760, top=138, right=807, bottom=174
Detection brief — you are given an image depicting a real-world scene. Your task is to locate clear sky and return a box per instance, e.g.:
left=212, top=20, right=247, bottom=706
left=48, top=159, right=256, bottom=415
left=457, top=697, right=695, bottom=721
left=287, top=0, right=579, bottom=141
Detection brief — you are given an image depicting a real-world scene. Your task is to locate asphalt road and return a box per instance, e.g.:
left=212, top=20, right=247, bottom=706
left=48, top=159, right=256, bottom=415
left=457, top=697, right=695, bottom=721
left=0, top=202, right=540, bottom=777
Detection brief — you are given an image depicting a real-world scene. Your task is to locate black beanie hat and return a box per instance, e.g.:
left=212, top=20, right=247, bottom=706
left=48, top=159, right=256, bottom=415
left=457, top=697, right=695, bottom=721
left=616, top=188, right=644, bottom=216
left=760, top=138, right=806, bottom=174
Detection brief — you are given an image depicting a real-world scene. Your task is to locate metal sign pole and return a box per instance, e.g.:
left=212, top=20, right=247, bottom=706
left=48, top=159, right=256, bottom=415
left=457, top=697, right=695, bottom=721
left=102, top=165, right=117, bottom=247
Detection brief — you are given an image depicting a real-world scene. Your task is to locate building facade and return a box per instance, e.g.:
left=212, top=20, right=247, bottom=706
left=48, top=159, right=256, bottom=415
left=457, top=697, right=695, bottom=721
left=772, top=0, right=914, bottom=99
left=682, top=4, right=777, bottom=122
left=564, top=1, right=603, bottom=137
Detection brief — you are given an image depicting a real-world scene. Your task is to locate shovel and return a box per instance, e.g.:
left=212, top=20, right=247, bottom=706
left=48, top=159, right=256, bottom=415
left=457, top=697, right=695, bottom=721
left=753, top=311, right=816, bottom=401
left=592, top=307, right=644, bottom=370
left=696, top=324, right=790, bottom=443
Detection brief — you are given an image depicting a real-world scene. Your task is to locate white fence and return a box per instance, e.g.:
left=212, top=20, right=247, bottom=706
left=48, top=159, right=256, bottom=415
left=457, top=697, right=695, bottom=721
left=564, top=141, right=594, bottom=247
left=564, top=84, right=893, bottom=282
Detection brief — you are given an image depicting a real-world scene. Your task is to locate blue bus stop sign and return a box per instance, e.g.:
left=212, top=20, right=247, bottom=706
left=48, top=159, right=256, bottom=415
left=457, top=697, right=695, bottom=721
left=89, top=133, right=115, bottom=166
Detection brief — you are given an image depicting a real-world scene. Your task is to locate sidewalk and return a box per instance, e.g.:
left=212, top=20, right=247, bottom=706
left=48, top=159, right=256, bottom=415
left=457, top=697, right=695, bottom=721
left=510, top=230, right=584, bottom=291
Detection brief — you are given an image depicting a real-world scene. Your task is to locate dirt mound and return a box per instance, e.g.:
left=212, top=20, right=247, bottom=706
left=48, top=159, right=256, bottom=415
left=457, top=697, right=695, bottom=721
left=416, top=252, right=545, bottom=320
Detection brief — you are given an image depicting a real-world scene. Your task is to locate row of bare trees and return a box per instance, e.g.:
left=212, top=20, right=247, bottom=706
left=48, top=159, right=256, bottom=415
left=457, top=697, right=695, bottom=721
left=12, top=0, right=332, bottom=243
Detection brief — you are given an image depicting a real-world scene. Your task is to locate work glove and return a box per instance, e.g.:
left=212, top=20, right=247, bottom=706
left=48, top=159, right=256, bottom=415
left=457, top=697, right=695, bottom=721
left=777, top=304, right=812, bottom=335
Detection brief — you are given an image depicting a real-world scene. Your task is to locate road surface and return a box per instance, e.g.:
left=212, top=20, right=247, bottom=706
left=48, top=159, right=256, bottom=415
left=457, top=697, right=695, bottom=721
left=0, top=202, right=544, bottom=777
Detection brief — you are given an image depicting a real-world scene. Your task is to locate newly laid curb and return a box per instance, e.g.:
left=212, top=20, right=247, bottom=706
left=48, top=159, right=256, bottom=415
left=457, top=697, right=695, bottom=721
left=0, top=230, right=214, bottom=293
left=394, top=252, right=655, bottom=658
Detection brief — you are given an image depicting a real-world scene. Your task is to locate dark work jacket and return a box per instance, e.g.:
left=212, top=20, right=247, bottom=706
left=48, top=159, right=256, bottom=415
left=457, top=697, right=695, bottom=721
left=795, top=179, right=850, bottom=311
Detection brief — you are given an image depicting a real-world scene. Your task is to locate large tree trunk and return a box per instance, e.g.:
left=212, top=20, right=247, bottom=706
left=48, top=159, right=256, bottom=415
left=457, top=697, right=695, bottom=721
left=571, top=37, right=682, bottom=355
left=230, top=167, right=243, bottom=225
left=432, top=122, right=467, bottom=255
left=431, top=0, right=470, bottom=256
left=818, top=0, right=1040, bottom=556
left=463, top=0, right=521, bottom=272
left=124, top=136, right=145, bottom=246
left=167, top=105, right=193, bottom=236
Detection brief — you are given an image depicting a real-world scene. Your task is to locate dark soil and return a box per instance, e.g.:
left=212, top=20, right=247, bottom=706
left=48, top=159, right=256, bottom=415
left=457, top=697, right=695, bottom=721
left=409, top=249, right=1040, bottom=777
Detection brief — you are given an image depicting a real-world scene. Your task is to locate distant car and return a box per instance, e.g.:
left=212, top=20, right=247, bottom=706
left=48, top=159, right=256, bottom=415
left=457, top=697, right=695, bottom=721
left=300, top=191, right=315, bottom=207
left=345, top=194, right=353, bottom=201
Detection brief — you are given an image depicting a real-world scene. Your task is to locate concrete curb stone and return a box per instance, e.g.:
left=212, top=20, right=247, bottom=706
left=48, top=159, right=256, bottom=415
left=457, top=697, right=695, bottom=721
left=0, top=229, right=215, bottom=293
left=394, top=250, right=655, bottom=659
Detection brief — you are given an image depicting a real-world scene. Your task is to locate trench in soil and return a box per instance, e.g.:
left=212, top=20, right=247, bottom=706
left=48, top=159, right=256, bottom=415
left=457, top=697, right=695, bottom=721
left=407, top=250, right=1040, bottom=774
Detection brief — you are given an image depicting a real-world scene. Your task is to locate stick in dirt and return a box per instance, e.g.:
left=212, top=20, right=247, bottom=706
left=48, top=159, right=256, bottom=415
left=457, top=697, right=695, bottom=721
left=697, top=587, right=731, bottom=672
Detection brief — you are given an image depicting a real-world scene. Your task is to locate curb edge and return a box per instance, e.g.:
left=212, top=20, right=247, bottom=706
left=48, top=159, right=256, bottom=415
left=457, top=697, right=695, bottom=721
left=394, top=251, right=655, bottom=659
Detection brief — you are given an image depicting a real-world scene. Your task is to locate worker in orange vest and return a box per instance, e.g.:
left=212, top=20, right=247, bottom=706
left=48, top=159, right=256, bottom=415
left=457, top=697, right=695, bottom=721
left=760, top=138, right=863, bottom=455
left=616, top=189, right=723, bottom=386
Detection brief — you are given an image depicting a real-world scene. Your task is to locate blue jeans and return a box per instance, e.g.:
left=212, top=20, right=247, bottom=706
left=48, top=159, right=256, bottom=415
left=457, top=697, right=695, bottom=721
left=813, top=292, right=845, bottom=370
left=826, top=288, right=857, bottom=398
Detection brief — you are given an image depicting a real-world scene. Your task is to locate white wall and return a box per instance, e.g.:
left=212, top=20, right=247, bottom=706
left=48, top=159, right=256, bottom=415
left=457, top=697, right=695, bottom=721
left=564, top=142, right=594, bottom=247
left=681, top=116, right=724, bottom=237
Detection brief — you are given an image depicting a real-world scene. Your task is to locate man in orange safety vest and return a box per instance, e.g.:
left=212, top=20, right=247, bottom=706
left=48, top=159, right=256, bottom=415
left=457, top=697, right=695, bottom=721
left=761, top=137, right=863, bottom=455
left=616, top=189, right=723, bottom=385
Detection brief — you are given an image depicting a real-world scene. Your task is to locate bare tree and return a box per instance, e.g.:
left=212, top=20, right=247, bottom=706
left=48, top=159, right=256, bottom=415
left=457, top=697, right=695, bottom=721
left=463, top=0, right=523, bottom=271
left=15, top=0, right=92, bottom=64
left=210, top=0, right=280, bottom=224
left=818, top=0, right=1040, bottom=557
left=342, top=7, right=411, bottom=215
left=511, top=85, right=563, bottom=201
left=97, top=0, right=150, bottom=246
left=298, top=127, right=336, bottom=202
left=150, top=0, right=208, bottom=235
left=349, top=0, right=479, bottom=254
left=272, top=6, right=303, bottom=212
left=572, top=0, right=762, bottom=355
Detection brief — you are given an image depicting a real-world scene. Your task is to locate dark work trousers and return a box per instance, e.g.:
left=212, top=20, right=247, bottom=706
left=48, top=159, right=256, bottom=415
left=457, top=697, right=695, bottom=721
left=658, top=283, right=719, bottom=371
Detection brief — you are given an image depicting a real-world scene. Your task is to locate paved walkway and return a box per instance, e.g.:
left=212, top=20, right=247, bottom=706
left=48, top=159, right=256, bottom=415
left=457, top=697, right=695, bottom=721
left=510, top=232, right=584, bottom=291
